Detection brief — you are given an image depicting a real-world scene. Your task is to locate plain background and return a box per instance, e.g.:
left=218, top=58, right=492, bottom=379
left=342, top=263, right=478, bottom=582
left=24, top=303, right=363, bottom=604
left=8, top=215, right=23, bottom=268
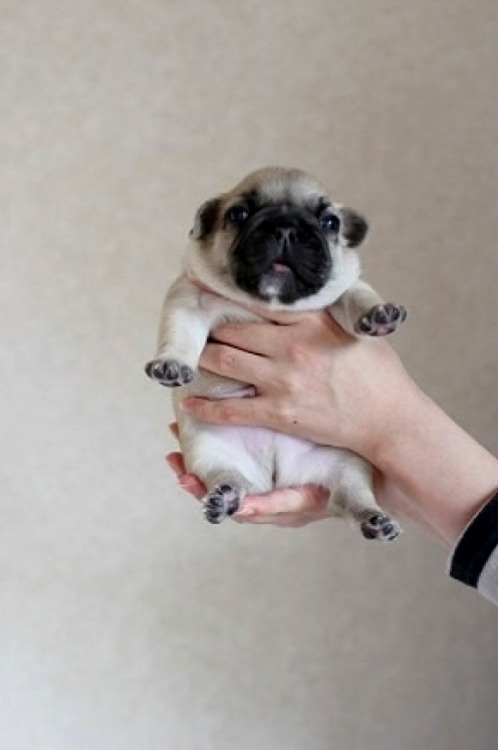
left=1, top=1, right=497, bottom=749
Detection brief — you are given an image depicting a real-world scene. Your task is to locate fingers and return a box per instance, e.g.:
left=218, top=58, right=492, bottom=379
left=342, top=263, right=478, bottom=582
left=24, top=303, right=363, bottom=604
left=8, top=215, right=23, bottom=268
left=209, top=320, right=288, bottom=357
left=199, top=342, right=273, bottom=385
left=242, top=306, right=320, bottom=326
left=242, top=485, right=328, bottom=514
left=209, top=311, right=349, bottom=358
left=235, top=512, right=313, bottom=527
left=180, top=395, right=273, bottom=427
left=165, top=451, right=185, bottom=477
left=199, top=310, right=350, bottom=386
left=233, top=485, right=330, bottom=526
left=180, top=476, right=206, bottom=500
left=169, top=422, right=179, bottom=440
left=165, top=452, right=206, bottom=500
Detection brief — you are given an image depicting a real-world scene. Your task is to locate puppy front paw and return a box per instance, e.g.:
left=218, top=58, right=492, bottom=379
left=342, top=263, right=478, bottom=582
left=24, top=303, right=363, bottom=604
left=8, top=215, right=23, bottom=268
left=204, top=484, right=240, bottom=524
left=144, top=358, right=194, bottom=387
left=356, top=303, right=407, bottom=337
left=360, top=513, right=402, bottom=542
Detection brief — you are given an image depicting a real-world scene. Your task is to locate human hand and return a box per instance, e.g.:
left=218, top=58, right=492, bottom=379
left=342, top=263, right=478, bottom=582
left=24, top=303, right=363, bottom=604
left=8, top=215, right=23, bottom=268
left=167, top=312, right=498, bottom=546
left=179, top=310, right=419, bottom=464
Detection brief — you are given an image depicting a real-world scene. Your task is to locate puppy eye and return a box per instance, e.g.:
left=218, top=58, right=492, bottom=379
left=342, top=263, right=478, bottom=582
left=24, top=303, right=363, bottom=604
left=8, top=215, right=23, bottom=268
left=227, top=205, right=249, bottom=224
left=319, top=213, right=340, bottom=233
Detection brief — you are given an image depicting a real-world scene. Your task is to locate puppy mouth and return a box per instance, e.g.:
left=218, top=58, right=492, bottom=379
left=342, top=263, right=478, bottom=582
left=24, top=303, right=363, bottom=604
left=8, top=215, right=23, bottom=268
left=259, top=261, right=295, bottom=296
left=233, top=236, right=331, bottom=304
left=249, top=253, right=327, bottom=304
left=258, top=262, right=296, bottom=301
left=270, top=262, right=292, bottom=273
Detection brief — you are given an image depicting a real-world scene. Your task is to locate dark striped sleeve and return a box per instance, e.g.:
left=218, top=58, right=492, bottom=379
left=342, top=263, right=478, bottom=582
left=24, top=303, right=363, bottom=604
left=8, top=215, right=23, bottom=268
left=448, top=492, right=498, bottom=605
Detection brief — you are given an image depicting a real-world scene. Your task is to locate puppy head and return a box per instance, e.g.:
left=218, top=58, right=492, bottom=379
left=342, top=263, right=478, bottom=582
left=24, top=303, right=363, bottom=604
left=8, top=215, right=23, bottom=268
left=187, top=167, right=368, bottom=309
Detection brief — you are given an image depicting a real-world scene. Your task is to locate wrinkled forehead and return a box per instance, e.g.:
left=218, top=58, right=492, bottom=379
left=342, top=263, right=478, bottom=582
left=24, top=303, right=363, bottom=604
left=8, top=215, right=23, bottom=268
left=227, top=168, right=331, bottom=211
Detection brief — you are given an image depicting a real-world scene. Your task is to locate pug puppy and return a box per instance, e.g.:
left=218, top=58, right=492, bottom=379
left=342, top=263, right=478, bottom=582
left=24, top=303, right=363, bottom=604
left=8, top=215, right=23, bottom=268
left=145, top=167, right=407, bottom=540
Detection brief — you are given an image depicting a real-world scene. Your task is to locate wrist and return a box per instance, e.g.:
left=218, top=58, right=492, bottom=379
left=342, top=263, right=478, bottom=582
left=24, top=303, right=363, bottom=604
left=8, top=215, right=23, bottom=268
left=366, top=388, right=498, bottom=546
left=357, top=380, right=428, bottom=469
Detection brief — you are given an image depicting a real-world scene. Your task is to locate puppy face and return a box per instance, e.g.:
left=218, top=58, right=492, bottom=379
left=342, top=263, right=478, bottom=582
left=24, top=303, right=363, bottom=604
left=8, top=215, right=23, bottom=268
left=187, top=167, right=368, bottom=308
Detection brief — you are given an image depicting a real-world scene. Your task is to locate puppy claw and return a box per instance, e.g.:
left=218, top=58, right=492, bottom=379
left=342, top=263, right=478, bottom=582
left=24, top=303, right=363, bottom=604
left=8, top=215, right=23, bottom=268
left=356, top=304, right=407, bottom=337
left=144, top=358, right=194, bottom=387
left=360, top=514, right=402, bottom=542
left=204, top=484, right=240, bottom=524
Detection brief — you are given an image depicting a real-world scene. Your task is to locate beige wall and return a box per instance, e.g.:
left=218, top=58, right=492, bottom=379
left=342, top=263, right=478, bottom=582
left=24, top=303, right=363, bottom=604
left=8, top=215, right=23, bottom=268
left=1, top=1, right=497, bottom=748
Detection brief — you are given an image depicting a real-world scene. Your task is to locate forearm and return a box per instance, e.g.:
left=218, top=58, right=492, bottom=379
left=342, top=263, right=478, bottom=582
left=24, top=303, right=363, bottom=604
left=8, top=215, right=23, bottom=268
left=367, top=387, right=498, bottom=547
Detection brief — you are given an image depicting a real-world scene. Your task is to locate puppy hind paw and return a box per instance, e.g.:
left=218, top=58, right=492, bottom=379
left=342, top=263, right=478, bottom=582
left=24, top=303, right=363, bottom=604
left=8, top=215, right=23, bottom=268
left=204, top=484, right=240, bottom=524
left=356, top=304, right=407, bottom=337
left=360, top=514, right=402, bottom=542
left=144, top=358, right=194, bottom=387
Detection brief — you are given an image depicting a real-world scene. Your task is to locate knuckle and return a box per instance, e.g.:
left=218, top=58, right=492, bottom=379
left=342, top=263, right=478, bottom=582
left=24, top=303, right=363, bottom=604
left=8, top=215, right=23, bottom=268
left=309, top=311, right=329, bottom=331
left=275, top=370, right=301, bottom=397
left=215, top=346, right=236, bottom=372
left=286, top=342, right=309, bottom=366
left=221, top=321, right=242, bottom=337
left=273, top=400, right=294, bottom=425
left=214, top=321, right=237, bottom=337
left=218, top=403, right=238, bottom=422
left=186, top=399, right=206, bottom=419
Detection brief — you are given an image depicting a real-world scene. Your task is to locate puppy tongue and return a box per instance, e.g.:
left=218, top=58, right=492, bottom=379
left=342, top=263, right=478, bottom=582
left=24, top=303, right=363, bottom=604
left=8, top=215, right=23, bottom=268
left=271, top=262, right=291, bottom=273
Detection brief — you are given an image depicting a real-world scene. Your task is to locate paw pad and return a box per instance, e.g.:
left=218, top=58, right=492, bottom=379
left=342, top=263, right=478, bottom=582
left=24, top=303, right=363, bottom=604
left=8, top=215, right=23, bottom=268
left=144, top=359, right=194, bottom=387
left=356, top=304, right=407, bottom=337
left=204, top=484, right=240, bottom=524
left=360, top=514, right=402, bottom=542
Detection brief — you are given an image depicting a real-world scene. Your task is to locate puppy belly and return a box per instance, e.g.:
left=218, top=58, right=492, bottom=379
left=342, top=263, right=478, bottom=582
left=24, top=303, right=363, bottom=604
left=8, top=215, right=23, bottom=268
left=177, top=406, right=355, bottom=494
left=178, top=416, right=275, bottom=493
left=273, top=433, right=352, bottom=488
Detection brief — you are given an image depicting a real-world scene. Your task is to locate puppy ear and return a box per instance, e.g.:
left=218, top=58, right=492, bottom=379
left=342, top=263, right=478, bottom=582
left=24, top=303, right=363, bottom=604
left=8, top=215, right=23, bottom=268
left=190, top=197, right=222, bottom=240
left=337, top=208, right=368, bottom=248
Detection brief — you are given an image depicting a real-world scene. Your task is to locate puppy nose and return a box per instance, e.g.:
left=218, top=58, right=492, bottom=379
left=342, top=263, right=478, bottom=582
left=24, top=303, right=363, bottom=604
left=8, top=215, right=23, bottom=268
left=274, top=226, right=297, bottom=248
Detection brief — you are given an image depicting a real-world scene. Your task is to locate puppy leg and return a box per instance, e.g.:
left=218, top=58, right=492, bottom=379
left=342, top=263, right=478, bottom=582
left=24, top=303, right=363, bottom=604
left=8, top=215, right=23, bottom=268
left=202, top=468, right=254, bottom=524
left=332, top=455, right=402, bottom=541
left=274, top=435, right=401, bottom=541
left=177, top=416, right=273, bottom=524
left=145, top=276, right=212, bottom=387
left=146, top=275, right=262, bottom=388
left=330, top=279, right=407, bottom=337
